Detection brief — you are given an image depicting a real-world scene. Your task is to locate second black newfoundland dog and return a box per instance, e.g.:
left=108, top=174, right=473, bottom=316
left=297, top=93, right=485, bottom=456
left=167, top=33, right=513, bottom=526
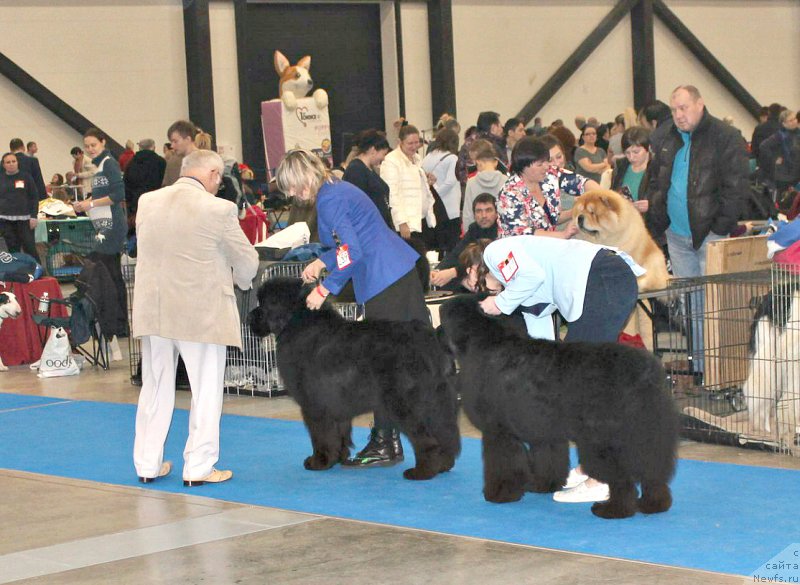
left=248, top=277, right=460, bottom=480
left=438, top=295, right=678, bottom=519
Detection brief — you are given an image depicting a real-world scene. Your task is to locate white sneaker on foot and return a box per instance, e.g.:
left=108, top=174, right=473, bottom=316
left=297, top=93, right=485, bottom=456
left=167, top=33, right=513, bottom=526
left=553, top=480, right=610, bottom=503
left=564, top=467, right=589, bottom=489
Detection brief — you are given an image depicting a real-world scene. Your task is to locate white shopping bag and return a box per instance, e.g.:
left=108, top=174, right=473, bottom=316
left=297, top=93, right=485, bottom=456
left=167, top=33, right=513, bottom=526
left=36, top=326, right=80, bottom=378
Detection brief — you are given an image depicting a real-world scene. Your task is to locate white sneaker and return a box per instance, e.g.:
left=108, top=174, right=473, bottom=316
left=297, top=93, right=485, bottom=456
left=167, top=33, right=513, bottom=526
left=553, top=480, right=610, bottom=503
left=564, top=467, right=589, bottom=489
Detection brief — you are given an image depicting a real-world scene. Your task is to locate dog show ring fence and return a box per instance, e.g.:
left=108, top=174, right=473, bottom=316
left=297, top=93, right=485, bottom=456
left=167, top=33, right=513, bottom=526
left=124, top=260, right=362, bottom=397
left=646, top=264, right=800, bottom=457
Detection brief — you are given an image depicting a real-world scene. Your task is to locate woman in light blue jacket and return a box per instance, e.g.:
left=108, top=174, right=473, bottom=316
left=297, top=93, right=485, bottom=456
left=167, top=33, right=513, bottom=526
left=465, top=235, right=644, bottom=505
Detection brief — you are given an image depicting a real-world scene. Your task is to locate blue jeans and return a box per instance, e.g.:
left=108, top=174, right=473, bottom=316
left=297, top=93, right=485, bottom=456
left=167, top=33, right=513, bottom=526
left=565, top=250, right=638, bottom=343
left=665, top=229, right=725, bottom=376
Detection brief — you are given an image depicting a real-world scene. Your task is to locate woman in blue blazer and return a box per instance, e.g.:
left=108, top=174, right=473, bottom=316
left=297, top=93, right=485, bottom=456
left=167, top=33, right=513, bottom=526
left=275, top=149, right=429, bottom=467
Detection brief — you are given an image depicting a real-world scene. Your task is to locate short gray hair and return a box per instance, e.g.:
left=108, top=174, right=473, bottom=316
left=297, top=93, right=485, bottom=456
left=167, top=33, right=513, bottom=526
left=671, top=85, right=703, bottom=101
left=138, top=138, right=155, bottom=150
left=181, top=149, right=224, bottom=175
left=275, top=149, right=329, bottom=195
left=779, top=109, right=797, bottom=125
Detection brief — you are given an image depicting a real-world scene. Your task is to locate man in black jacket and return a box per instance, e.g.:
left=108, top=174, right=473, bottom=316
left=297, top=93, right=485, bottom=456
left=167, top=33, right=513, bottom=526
left=645, top=85, right=749, bottom=279
left=0, top=153, right=40, bottom=261
left=645, top=85, right=749, bottom=382
left=751, top=103, right=784, bottom=162
left=9, top=138, right=46, bottom=200
left=430, top=193, right=498, bottom=290
left=124, top=139, right=167, bottom=219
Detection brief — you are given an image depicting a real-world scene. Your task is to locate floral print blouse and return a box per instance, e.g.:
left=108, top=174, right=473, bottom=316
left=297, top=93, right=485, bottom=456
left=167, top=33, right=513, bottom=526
left=497, top=166, right=587, bottom=237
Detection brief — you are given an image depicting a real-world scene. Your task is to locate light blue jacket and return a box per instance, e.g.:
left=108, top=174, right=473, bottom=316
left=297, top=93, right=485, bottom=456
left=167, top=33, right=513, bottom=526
left=484, top=236, right=641, bottom=339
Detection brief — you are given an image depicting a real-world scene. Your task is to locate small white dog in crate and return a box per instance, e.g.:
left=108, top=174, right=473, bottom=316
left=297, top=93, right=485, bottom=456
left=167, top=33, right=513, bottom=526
left=743, top=287, right=800, bottom=440
left=0, top=291, right=23, bottom=371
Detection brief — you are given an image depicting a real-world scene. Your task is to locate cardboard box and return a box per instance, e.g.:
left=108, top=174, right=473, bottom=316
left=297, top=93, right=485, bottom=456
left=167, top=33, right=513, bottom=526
left=702, top=236, right=771, bottom=387
left=261, top=97, right=332, bottom=181
left=705, top=235, right=770, bottom=275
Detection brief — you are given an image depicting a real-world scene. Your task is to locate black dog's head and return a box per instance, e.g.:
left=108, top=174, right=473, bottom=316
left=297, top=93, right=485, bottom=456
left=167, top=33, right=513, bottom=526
left=438, top=294, right=529, bottom=357
left=248, top=277, right=307, bottom=338
left=438, top=294, right=493, bottom=356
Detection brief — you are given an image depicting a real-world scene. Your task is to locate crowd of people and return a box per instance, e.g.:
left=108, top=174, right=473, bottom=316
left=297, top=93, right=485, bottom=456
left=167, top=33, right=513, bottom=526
left=2, top=83, right=798, bottom=494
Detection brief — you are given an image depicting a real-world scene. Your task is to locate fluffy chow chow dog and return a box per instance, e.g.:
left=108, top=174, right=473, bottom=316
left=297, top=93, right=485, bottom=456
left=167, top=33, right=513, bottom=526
left=571, top=189, right=668, bottom=293
left=248, top=277, right=460, bottom=479
left=438, top=294, right=678, bottom=519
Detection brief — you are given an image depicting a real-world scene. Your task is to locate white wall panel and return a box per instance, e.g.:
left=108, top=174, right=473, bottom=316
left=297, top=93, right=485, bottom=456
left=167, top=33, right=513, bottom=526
left=209, top=0, right=242, bottom=161
left=452, top=0, right=627, bottom=129
left=654, top=0, right=800, bottom=140
left=399, top=2, right=433, bottom=136
left=0, top=0, right=187, bottom=179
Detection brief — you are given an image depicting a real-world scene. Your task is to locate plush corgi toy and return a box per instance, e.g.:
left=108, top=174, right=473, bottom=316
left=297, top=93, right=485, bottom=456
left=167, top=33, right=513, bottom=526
left=274, top=50, right=329, bottom=111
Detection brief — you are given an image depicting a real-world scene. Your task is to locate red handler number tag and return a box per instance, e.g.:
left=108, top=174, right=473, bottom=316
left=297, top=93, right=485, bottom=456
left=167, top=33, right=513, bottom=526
left=336, top=244, right=352, bottom=270
left=498, top=251, right=519, bottom=282
left=15, top=180, right=25, bottom=189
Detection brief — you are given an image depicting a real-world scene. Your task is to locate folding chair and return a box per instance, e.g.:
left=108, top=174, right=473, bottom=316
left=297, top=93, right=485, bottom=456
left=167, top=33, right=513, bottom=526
left=28, top=293, right=109, bottom=370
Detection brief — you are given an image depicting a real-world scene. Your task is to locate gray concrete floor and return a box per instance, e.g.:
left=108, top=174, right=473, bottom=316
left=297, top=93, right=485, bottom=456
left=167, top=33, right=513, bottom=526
left=1, top=339, right=797, bottom=584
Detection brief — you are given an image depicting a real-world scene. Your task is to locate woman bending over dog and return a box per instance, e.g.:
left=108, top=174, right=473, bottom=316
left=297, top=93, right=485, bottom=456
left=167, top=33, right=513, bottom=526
left=460, top=236, right=643, bottom=504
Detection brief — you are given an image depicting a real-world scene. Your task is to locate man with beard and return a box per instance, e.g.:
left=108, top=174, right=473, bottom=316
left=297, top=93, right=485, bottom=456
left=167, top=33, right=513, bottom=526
left=430, top=193, right=499, bottom=290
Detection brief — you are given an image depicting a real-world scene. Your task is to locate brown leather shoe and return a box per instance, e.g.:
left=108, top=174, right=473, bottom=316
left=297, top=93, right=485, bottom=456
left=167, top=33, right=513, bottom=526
left=183, top=468, right=233, bottom=487
left=139, top=461, right=172, bottom=484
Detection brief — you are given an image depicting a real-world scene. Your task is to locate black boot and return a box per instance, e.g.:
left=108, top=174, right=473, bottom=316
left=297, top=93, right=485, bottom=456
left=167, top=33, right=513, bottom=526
left=342, top=426, right=404, bottom=467
left=389, top=428, right=404, bottom=459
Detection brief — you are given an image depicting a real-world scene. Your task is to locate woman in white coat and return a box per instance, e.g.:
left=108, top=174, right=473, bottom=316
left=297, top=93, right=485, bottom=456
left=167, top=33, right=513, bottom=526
left=380, top=125, right=436, bottom=247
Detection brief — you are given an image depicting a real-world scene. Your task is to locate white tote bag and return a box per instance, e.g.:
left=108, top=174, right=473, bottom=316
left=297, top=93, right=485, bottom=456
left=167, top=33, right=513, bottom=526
left=37, top=327, right=80, bottom=378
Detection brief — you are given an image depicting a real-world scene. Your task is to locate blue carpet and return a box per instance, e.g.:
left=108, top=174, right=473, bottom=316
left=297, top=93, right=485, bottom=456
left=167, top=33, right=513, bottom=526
left=0, top=395, right=798, bottom=576
left=0, top=393, right=69, bottom=411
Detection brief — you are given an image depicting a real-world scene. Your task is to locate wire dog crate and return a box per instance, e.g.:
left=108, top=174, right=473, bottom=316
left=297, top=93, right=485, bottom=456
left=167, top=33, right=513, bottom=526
left=125, top=259, right=363, bottom=397
left=224, top=261, right=363, bottom=397
left=649, top=265, right=800, bottom=457
left=40, top=219, right=96, bottom=281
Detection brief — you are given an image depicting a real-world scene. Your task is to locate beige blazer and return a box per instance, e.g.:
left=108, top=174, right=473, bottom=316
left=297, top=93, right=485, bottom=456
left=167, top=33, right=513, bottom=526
left=132, top=177, right=259, bottom=348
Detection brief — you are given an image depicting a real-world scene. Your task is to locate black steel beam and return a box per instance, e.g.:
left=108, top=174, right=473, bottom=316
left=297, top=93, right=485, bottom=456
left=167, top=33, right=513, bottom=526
left=233, top=0, right=257, bottom=176
left=427, top=0, right=457, bottom=126
left=653, top=0, right=761, bottom=119
left=630, top=0, right=656, bottom=110
left=0, top=51, right=123, bottom=155
left=515, top=0, right=637, bottom=124
left=183, top=0, right=216, bottom=143
left=395, top=0, right=406, bottom=119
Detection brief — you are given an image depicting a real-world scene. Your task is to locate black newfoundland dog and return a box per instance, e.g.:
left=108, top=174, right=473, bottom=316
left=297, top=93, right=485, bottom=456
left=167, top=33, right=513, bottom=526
left=248, top=277, right=460, bottom=480
left=438, top=295, right=678, bottom=519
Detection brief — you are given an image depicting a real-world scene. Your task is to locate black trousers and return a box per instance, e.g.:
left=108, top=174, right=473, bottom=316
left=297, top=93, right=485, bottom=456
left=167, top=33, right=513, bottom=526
left=364, top=267, right=430, bottom=429
left=0, top=219, right=40, bottom=263
left=88, top=251, right=129, bottom=335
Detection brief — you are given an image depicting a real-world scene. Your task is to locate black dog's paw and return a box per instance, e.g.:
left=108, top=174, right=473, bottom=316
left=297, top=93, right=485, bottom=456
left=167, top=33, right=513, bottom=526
left=403, top=466, right=437, bottom=481
left=303, top=454, right=334, bottom=471
left=438, top=455, right=456, bottom=473
left=527, top=476, right=562, bottom=493
left=591, top=499, right=636, bottom=519
left=484, top=482, right=524, bottom=503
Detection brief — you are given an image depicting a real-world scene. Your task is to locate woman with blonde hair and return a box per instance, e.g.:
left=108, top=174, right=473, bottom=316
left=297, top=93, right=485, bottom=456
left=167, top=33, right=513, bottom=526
left=275, top=149, right=429, bottom=468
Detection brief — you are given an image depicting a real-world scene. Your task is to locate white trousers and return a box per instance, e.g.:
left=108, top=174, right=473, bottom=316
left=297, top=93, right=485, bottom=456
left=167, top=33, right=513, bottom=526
left=133, top=335, right=226, bottom=480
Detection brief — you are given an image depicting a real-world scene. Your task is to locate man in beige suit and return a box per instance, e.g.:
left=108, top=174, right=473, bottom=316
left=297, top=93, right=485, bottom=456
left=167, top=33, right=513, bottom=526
left=132, top=149, right=259, bottom=486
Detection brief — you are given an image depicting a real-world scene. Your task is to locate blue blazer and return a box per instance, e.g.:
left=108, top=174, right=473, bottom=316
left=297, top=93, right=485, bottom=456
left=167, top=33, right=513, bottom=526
left=316, top=180, right=419, bottom=303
